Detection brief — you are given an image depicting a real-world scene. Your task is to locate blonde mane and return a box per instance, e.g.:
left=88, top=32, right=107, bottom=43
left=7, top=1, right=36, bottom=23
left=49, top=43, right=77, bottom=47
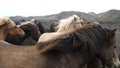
left=56, top=15, right=82, bottom=32
left=37, top=15, right=83, bottom=43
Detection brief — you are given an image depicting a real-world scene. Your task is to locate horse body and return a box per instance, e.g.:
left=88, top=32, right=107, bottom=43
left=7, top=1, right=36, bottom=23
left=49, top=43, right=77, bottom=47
left=0, top=44, right=38, bottom=68
left=0, top=44, right=90, bottom=68
left=0, top=43, right=84, bottom=68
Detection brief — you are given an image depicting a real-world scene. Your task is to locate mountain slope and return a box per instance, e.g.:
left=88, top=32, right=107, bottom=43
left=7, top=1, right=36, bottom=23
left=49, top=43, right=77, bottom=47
left=95, top=9, right=120, bottom=23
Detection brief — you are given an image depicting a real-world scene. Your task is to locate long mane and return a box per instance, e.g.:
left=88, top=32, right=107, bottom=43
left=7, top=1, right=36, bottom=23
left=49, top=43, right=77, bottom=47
left=56, top=15, right=81, bottom=32
left=36, top=24, right=112, bottom=57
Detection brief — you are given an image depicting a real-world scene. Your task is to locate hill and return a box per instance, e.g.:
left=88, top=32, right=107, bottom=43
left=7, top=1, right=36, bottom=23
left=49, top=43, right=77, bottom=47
left=95, top=9, right=120, bottom=23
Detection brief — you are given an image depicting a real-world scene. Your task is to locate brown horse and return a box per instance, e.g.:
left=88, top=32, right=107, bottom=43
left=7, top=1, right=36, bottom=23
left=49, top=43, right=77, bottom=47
left=0, top=24, right=116, bottom=68
left=5, top=20, right=41, bottom=45
left=0, top=17, right=25, bottom=40
left=79, top=18, right=120, bottom=68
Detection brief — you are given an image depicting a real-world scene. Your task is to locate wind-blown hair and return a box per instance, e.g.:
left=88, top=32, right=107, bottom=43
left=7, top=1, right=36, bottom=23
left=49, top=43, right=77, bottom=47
left=36, top=24, right=116, bottom=68
left=37, top=15, right=82, bottom=42
left=56, top=15, right=82, bottom=32
left=37, top=24, right=114, bottom=54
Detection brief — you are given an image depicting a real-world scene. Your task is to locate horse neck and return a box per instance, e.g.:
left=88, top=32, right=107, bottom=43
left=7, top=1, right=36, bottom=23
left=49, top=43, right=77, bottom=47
left=0, top=27, right=8, bottom=40
left=57, top=25, right=76, bottom=33
left=57, top=28, right=72, bottom=33
left=57, top=30, right=66, bottom=33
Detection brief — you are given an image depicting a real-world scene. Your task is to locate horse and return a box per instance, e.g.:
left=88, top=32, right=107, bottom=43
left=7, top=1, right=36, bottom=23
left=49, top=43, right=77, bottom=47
left=86, top=49, right=120, bottom=68
left=49, top=22, right=59, bottom=32
left=38, top=15, right=82, bottom=42
left=0, top=17, right=25, bottom=40
left=79, top=18, right=120, bottom=68
left=0, top=24, right=116, bottom=68
left=32, top=19, right=45, bottom=34
left=5, top=19, right=41, bottom=45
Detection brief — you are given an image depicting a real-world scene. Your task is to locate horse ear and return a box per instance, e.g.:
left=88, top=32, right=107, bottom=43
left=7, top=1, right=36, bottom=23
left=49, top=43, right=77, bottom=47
left=110, top=29, right=117, bottom=38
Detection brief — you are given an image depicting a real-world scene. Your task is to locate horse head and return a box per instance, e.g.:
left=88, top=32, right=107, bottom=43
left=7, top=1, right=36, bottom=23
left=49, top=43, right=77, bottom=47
left=0, top=17, right=25, bottom=38
left=56, top=15, right=82, bottom=33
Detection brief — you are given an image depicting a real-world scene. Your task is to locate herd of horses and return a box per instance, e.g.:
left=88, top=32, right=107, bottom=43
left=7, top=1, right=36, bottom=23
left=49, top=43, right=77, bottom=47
left=0, top=15, right=119, bottom=68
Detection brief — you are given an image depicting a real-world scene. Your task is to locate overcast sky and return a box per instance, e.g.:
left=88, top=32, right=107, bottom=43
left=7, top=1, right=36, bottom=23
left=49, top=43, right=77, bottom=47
left=0, top=0, right=120, bottom=17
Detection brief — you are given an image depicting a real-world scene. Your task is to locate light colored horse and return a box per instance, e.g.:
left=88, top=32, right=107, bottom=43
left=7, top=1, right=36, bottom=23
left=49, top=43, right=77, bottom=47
left=38, top=15, right=82, bottom=42
left=0, top=17, right=25, bottom=40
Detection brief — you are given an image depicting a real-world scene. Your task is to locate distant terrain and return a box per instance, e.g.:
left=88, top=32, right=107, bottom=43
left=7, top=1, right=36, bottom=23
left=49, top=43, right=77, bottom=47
left=9, top=9, right=120, bottom=54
